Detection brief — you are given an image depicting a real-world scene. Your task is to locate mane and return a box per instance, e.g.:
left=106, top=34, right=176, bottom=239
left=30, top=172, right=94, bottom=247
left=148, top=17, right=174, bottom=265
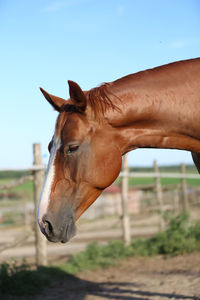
left=59, top=83, right=120, bottom=117
left=60, top=103, right=83, bottom=114
left=87, top=83, right=121, bottom=117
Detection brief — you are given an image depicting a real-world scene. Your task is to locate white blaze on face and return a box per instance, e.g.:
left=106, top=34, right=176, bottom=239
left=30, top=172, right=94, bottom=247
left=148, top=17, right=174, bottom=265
left=37, top=135, right=61, bottom=227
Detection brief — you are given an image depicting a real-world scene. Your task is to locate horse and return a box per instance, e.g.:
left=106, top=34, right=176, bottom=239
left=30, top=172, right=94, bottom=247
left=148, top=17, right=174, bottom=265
left=37, top=57, right=200, bottom=243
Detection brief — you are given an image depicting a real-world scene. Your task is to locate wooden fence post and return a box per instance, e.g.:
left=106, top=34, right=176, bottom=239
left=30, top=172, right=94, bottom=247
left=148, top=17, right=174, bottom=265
left=121, top=154, right=131, bottom=246
left=153, top=160, right=165, bottom=230
left=33, top=143, right=47, bottom=266
left=181, top=163, right=189, bottom=212
left=173, top=188, right=179, bottom=212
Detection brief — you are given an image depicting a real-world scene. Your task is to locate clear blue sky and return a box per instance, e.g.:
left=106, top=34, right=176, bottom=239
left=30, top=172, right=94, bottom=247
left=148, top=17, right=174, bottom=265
left=0, top=0, right=200, bottom=168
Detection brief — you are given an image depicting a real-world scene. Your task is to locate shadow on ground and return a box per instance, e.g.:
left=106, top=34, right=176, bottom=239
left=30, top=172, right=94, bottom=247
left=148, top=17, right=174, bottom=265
left=36, top=276, right=198, bottom=300
left=1, top=266, right=198, bottom=300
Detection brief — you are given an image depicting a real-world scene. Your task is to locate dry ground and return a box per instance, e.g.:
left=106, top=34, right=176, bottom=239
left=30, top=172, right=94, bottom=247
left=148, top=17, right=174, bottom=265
left=29, top=253, right=200, bottom=300
left=0, top=214, right=161, bottom=262
left=1, top=212, right=200, bottom=299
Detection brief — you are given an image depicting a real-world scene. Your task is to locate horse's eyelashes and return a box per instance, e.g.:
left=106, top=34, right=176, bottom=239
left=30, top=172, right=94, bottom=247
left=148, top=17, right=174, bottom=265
left=67, top=145, right=79, bottom=154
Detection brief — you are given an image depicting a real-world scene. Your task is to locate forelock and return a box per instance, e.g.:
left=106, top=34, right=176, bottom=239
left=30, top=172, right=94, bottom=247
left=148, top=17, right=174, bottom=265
left=60, top=104, right=84, bottom=114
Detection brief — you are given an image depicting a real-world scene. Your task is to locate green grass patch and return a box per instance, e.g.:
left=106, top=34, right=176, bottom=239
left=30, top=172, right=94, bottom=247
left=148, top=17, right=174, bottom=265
left=127, top=176, right=184, bottom=186
left=0, top=170, right=33, bottom=199
left=128, top=177, right=154, bottom=186
left=0, top=261, right=74, bottom=299
left=0, top=171, right=29, bottom=180
left=129, top=164, right=198, bottom=173
left=11, top=180, right=33, bottom=197
left=0, top=178, right=33, bottom=201
left=120, top=163, right=200, bottom=187
left=118, top=176, right=200, bottom=187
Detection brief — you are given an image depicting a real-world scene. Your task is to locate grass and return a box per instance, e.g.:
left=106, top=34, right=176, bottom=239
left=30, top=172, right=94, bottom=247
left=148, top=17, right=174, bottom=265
left=0, top=178, right=33, bottom=202
left=118, top=164, right=200, bottom=187
left=0, top=262, right=73, bottom=299
left=129, top=164, right=198, bottom=173
left=0, top=170, right=29, bottom=180
left=1, top=213, right=200, bottom=298
left=11, top=180, right=33, bottom=198
left=116, top=176, right=200, bottom=187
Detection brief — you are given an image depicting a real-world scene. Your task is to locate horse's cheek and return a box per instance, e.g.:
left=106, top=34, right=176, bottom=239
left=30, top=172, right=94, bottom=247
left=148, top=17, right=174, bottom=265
left=89, top=148, right=122, bottom=189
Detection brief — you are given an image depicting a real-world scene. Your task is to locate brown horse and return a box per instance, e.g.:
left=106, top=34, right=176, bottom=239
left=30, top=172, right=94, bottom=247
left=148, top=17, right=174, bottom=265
left=38, top=57, right=200, bottom=243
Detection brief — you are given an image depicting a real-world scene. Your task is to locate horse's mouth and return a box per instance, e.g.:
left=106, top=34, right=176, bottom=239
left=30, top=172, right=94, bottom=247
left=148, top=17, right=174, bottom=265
left=61, top=219, right=77, bottom=243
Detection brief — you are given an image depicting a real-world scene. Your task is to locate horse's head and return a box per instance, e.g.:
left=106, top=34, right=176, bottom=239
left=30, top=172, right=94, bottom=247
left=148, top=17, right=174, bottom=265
left=38, top=81, right=122, bottom=242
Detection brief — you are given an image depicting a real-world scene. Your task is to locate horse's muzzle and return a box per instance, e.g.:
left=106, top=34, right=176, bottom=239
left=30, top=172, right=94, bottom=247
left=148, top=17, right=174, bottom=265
left=40, top=213, right=76, bottom=243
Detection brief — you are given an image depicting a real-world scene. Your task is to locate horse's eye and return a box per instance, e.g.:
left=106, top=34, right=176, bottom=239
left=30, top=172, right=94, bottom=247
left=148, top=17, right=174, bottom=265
left=67, top=145, right=79, bottom=154
left=48, top=140, right=53, bottom=153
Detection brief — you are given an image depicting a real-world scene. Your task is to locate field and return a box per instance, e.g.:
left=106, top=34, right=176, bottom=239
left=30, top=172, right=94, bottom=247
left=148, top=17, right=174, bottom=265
left=0, top=171, right=33, bottom=197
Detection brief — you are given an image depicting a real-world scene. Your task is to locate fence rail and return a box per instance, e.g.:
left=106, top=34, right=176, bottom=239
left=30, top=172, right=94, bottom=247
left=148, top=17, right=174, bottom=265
left=120, top=171, right=200, bottom=179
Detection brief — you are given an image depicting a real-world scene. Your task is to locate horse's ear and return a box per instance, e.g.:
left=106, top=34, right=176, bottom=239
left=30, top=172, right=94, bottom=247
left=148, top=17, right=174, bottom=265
left=40, top=88, right=67, bottom=112
left=68, top=80, right=87, bottom=111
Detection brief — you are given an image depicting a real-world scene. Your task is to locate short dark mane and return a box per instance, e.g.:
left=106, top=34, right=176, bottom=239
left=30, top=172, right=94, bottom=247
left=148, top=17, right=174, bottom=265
left=87, top=83, right=120, bottom=117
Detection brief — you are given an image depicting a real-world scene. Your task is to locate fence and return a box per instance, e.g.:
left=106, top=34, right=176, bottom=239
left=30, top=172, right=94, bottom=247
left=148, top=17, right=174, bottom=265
left=120, top=155, right=200, bottom=245
left=0, top=147, right=200, bottom=263
left=0, top=143, right=47, bottom=266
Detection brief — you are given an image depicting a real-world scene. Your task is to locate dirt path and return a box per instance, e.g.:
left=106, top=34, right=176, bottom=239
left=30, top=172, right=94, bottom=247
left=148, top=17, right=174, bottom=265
left=0, top=215, right=159, bottom=262
left=31, top=253, right=200, bottom=300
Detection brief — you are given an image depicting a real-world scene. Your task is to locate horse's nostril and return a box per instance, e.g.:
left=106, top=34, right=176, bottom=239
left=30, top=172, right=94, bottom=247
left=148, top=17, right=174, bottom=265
left=43, top=219, right=53, bottom=237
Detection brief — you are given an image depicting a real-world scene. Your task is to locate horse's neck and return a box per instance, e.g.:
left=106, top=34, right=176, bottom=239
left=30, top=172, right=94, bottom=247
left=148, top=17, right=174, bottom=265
left=105, top=59, right=200, bottom=154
